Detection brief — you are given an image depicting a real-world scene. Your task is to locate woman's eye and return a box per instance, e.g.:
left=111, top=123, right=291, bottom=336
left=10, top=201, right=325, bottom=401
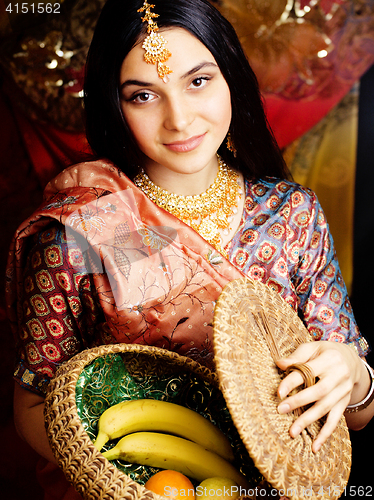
left=132, top=92, right=154, bottom=103
left=190, top=77, right=209, bottom=89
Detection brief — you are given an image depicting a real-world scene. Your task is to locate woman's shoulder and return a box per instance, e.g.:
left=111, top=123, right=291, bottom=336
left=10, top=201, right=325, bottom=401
left=244, top=177, right=319, bottom=210
left=25, top=222, right=67, bottom=266
left=34, top=221, right=66, bottom=243
left=241, top=177, right=324, bottom=230
left=25, top=221, right=89, bottom=274
left=246, top=177, right=315, bottom=198
left=44, top=158, right=124, bottom=197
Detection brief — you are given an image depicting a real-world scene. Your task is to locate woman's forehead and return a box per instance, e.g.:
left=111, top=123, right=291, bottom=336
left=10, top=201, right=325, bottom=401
left=120, top=27, right=217, bottom=83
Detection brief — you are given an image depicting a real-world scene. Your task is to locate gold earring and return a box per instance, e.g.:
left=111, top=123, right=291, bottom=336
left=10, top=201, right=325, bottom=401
left=226, top=132, right=237, bottom=157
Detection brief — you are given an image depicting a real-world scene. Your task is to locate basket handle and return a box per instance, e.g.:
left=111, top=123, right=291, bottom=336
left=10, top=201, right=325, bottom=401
left=285, top=363, right=316, bottom=388
left=283, top=363, right=316, bottom=418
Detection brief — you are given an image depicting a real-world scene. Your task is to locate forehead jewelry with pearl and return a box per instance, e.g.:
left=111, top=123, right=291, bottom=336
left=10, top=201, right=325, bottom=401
left=137, top=1, right=172, bottom=83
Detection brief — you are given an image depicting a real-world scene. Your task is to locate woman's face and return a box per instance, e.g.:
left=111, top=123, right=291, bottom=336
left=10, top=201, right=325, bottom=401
left=119, top=28, right=232, bottom=193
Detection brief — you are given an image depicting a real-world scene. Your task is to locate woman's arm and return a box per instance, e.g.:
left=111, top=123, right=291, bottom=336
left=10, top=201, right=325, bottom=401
left=13, top=382, right=56, bottom=464
left=276, top=341, right=374, bottom=452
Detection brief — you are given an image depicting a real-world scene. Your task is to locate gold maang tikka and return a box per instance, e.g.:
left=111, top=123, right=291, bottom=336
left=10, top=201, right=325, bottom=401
left=137, top=1, right=172, bottom=82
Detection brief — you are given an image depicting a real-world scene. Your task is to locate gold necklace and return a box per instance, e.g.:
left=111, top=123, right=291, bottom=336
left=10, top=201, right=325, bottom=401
left=134, top=155, right=241, bottom=254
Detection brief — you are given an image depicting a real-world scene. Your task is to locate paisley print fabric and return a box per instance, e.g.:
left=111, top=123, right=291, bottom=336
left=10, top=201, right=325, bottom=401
left=7, top=161, right=368, bottom=396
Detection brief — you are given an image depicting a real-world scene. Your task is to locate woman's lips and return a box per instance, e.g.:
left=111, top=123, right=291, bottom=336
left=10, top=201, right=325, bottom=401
left=164, top=134, right=205, bottom=152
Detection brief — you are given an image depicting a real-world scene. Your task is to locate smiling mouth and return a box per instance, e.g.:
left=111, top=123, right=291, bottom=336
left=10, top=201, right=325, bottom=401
left=164, top=134, right=205, bottom=152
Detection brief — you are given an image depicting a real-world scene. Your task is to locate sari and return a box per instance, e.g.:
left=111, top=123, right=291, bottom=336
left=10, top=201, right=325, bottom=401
left=5, top=159, right=369, bottom=498
left=6, top=159, right=246, bottom=387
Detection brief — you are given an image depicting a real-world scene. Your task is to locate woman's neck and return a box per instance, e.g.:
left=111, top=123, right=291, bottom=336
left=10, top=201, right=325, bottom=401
left=142, top=156, right=219, bottom=196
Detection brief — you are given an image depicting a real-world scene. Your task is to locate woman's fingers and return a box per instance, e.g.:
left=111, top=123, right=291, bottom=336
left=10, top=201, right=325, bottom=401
left=276, top=342, right=357, bottom=448
left=277, top=370, right=333, bottom=423
left=283, top=385, right=350, bottom=438
left=278, top=345, right=352, bottom=401
left=278, top=378, right=352, bottom=452
left=311, top=399, right=349, bottom=452
left=277, top=366, right=311, bottom=400
left=277, top=382, right=317, bottom=415
left=276, top=343, right=322, bottom=399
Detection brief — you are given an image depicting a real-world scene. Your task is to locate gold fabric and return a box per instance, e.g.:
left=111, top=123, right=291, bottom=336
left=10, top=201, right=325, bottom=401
left=284, top=88, right=358, bottom=294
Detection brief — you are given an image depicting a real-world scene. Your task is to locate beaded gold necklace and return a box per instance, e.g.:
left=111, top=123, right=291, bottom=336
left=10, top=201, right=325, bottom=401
left=134, top=156, right=241, bottom=254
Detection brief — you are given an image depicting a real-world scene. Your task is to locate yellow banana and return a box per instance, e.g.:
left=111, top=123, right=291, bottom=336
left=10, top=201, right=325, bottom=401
left=93, top=399, right=234, bottom=462
left=102, top=431, right=248, bottom=488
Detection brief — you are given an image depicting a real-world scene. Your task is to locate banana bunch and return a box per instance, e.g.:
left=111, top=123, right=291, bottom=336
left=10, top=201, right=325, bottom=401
left=93, top=399, right=234, bottom=462
left=94, top=399, right=248, bottom=487
left=102, top=431, right=249, bottom=488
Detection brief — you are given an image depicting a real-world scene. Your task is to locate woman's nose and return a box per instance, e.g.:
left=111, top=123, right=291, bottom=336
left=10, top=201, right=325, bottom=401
left=163, top=96, right=193, bottom=131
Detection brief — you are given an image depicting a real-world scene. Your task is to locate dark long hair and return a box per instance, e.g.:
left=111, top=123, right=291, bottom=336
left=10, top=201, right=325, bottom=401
left=84, top=0, right=289, bottom=180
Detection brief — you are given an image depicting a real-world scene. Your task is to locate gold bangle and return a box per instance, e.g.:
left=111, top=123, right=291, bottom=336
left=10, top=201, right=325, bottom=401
left=345, top=359, right=374, bottom=413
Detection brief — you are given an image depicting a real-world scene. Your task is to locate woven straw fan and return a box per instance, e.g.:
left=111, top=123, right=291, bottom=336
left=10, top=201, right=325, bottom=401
left=213, top=277, right=351, bottom=500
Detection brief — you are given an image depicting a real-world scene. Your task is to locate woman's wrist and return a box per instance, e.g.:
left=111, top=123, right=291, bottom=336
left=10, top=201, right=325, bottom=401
left=345, top=359, right=374, bottom=413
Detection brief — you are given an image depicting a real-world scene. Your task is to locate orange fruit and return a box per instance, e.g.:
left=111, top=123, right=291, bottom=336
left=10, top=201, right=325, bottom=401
left=145, top=470, right=195, bottom=500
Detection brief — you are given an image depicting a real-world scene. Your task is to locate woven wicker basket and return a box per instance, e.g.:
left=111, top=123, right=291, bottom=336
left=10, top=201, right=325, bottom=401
left=213, top=277, right=352, bottom=500
left=44, top=343, right=243, bottom=500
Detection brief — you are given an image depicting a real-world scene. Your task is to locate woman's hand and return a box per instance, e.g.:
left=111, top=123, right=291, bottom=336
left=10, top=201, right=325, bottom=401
left=276, top=340, right=373, bottom=452
left=13, top=383, right=56, bottom=463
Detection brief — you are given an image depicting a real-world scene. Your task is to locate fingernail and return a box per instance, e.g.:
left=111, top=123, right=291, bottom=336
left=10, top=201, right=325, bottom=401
left=278, top=402, right=290, bottom=414
left=278, top=388, right=285, bottom=399
left=313, top=442, right=321, bottom=453
left=291, top=425, right=301, bottom=438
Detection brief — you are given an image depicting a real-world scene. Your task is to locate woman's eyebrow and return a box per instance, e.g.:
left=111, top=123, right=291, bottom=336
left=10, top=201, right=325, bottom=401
left=120, top=79, right=154, bottom=90
left=181, top=61, right=218, bottom=79
left=120, top=62, right=218, bottom=89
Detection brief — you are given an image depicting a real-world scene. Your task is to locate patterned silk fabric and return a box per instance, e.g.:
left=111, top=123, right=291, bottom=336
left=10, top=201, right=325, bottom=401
left=6, top=160, right=368, bottom=395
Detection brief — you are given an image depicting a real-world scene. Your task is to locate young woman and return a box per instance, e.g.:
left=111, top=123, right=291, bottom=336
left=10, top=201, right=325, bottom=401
left=7, top=0, right=373, bottom=498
